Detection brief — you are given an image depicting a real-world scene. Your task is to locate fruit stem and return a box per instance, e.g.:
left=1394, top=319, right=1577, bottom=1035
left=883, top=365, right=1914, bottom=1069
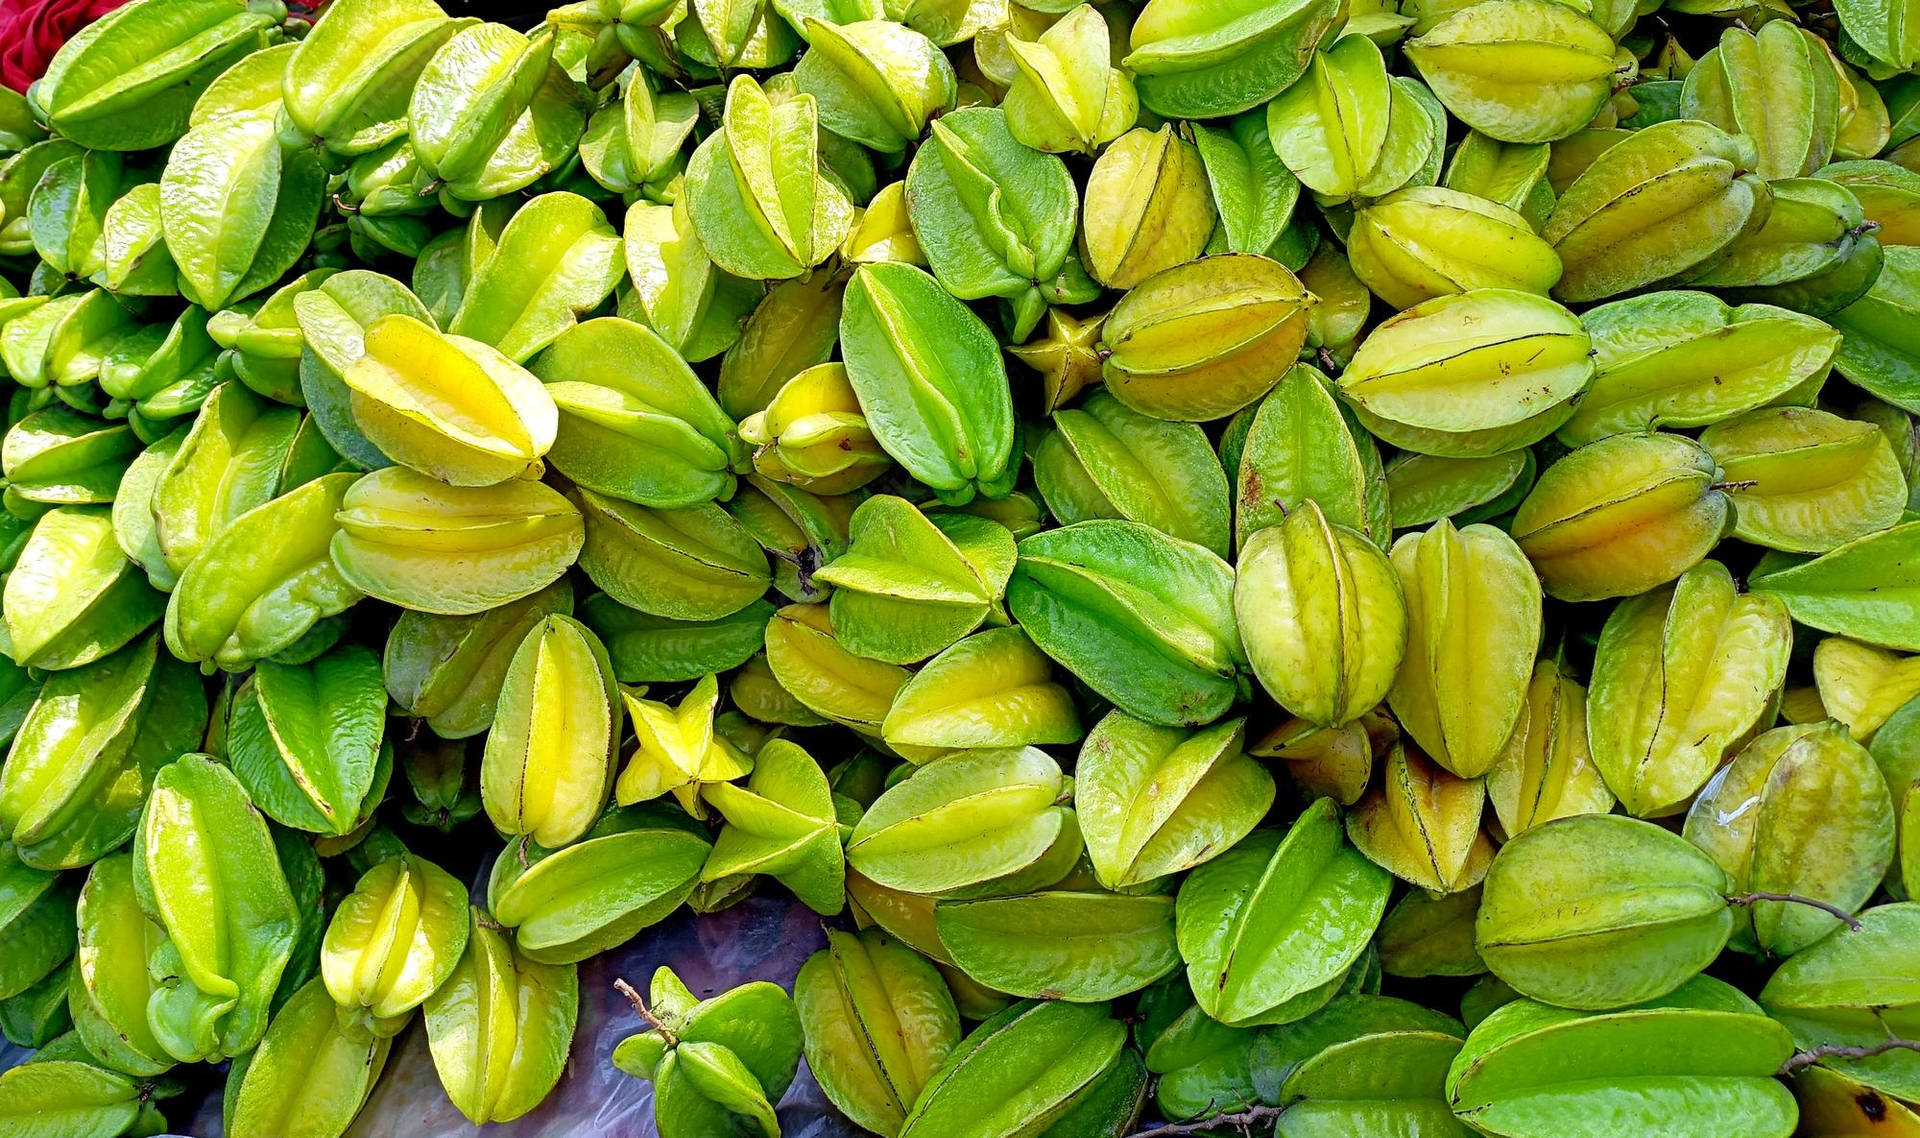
left=1726, top=891, right=1862, bottom=930
left=1780, top=1037, right=1920, bottom=1075
left=614, top=978, right=678, bottom=1046
left=1126, top=1105, right=1283, bottom=1136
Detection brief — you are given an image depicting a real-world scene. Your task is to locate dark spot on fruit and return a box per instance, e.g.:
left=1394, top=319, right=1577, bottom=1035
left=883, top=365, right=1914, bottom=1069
left=1859, top=1092, right=1888, bottom=1122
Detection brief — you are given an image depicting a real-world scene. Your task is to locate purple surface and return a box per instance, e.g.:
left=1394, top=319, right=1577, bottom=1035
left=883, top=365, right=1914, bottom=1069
left=10, top=896, right=862, bottom=1138
left=341, top=896, right=859, bottom=1138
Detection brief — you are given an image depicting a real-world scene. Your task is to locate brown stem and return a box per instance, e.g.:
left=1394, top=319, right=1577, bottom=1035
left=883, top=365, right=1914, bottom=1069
left=1780, top=1037, right=1920, bottom=1075
left=1128, top=1105, right=1284, bottom=1137
left=614, top=978, right=678, bottom=1046
left=1316, top=347, right=1340, bottom=374
left=1727, top=892, right=1863, bottom=931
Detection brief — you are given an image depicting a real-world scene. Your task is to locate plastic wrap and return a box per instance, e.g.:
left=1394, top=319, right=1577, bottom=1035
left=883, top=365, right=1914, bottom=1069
left=4, top=896, right=859, bottom=1137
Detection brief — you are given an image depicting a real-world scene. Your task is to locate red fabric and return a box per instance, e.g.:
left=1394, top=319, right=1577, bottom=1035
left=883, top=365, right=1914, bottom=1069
left=0, top=0, right=133, bottom=94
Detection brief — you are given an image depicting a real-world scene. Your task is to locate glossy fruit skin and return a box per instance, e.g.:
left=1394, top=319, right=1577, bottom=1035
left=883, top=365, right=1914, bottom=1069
left=422, top=910, right=579, bottom=1125
left=1235, top=499, right=1407, bottom=728
left=320, top=850, right=470, bottom=1032
left=1512, top=433, right=1731, bottom=602
left=132, top=755, right=300, bottom=1064
left=1476, top=814, right=1735, bottom=1010
left=611, top=966, right=802, bottom=1138
left=1387, top=520, right=1541, bottom=780
left=1586, top=560, right=1792, bottom=817
left=1447, top=977, right=1798, bottom=1138
left=1078, top=712, right=1272, bottom=890
left=1684, top=721, right=1893, bottom=956
left=796, top=928, right=960, bottom=1136
left=1543, top=120, right=1771, bottom=303
left=479, top=613, right=621, bottom=849
left=1100, top=254, right=1314, bottom=423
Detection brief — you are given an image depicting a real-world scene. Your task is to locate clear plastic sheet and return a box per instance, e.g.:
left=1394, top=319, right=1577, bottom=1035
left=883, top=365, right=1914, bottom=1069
left=5, top=896, right=860, bottom=1138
